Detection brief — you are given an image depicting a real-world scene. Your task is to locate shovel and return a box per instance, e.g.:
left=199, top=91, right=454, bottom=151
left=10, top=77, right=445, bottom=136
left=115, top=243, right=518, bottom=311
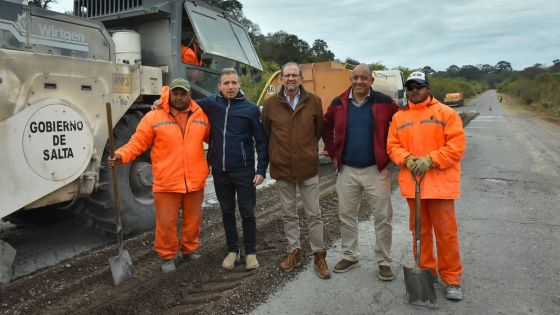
left=0, top=240, right=16, bottom=284
left=106, top=102, right=136, bottom=286
left=403, top=171, right=437, bottom=307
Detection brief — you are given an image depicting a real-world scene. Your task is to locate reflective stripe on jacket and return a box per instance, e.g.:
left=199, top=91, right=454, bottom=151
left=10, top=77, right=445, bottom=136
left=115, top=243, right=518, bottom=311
left=116, top=86, right=210, bottom=193
left=387, top=96, right=465, bottom=199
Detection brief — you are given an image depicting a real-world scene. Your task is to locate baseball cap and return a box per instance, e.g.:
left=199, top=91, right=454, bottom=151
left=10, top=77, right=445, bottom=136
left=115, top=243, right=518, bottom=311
left=404, top=71, right=429, bottom=86
left=169, top=78, right=191, bottom=92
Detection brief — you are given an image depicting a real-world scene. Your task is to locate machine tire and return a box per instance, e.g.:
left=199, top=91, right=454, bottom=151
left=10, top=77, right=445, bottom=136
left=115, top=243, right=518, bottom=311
left=80, top=111, right=155, bottom=236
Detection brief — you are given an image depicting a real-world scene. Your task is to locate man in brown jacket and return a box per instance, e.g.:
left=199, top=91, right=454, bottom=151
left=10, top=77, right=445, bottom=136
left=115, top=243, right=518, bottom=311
left=262, top=62, right=330, bottom=279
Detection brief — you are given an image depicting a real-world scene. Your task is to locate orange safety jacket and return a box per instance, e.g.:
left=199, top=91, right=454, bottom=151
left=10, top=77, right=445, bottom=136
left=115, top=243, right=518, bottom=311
left=387, top=96, right=465, bottom=199
left=181, top=44, right=203, bottom=66
left=116, top=86, right=210, bottom=193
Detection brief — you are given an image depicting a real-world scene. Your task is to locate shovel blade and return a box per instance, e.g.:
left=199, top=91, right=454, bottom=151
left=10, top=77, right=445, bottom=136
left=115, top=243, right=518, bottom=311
left=0, top=240, right=16, bottom=284
left=403, top=265, right=437, bottom=307
left=109, top=250, right=136, bottom=286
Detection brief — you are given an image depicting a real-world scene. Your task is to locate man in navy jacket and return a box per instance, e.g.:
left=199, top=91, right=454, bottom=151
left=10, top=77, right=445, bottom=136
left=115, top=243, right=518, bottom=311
left=197, top=68, right=268, bottom=271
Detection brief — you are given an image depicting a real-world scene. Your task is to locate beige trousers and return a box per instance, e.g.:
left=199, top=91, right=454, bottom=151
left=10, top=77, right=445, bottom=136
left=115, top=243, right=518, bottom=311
left=276, top=175, right=325, bottom=253
left=336, top=165, right=393, bottom=266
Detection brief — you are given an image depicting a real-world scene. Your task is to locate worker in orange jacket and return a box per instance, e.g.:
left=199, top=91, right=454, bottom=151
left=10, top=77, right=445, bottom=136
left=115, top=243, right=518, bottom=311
left=387, top=71, right=466, bottom=301
left=181, top=41, right=203, bottom=66
left=108, top=78, right=210, bottom=273
left=181, top=40, right=203, bottom=84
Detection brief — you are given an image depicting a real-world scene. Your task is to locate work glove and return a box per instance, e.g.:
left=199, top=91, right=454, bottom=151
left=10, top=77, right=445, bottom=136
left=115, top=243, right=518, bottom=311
left=404, top=155, right=417, bottom=170
left=412, top=155, right=433, bottom=174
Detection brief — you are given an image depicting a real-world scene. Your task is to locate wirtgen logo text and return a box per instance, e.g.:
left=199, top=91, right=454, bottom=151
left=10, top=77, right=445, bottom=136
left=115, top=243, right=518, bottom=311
left=38, top=23, right=86, bottom=43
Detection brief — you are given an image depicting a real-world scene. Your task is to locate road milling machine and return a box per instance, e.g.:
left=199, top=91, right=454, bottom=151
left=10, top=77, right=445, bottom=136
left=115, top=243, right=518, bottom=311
left=0, top=0, right=263, bottom=282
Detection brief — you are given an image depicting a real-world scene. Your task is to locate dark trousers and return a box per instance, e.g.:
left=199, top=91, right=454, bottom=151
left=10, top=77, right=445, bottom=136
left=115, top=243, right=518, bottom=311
left=212, top=168, right=257, bottom=254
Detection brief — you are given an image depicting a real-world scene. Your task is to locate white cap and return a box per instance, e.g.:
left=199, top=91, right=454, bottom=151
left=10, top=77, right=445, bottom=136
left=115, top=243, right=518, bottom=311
left=405, top=71, right=429, bottom=86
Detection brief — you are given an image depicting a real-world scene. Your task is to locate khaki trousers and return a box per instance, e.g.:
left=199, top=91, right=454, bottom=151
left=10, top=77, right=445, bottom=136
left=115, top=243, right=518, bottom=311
left=336, top=165, right=393, bottom=265
left=276, top=175, right=325, bottom=253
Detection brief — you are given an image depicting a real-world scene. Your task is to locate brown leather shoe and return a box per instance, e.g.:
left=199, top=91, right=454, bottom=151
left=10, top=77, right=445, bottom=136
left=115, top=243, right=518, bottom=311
left=378, top=265, right=394, bottom=281
left=313, top=251, right=331, bottom=279
left=280, top=248, right=301, bottom=272
left=333, top=259, right=360, bottom=273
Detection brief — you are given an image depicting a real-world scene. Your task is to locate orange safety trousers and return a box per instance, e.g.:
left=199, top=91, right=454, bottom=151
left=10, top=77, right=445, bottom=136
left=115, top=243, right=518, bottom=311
left=407, top=198, right=462, bottom=285
left=153, top=190, right=204, bottom=260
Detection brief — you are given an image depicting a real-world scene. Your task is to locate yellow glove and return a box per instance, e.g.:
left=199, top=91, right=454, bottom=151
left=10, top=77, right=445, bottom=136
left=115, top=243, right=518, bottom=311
left=405, top=155, right=417, bottom=170
left=413, top=155, right=433, bottom=174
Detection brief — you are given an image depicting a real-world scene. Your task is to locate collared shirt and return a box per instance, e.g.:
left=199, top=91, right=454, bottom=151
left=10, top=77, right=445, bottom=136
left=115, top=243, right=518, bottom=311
left=348, top=88, right=373, bottom=107
left=170, top=106, right=192, bottom=135
left=284, top=89, right=301, bottom=110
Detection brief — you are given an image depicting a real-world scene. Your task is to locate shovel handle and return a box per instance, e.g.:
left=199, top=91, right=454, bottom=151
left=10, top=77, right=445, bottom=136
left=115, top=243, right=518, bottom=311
left=410, top=171, right=425, bottom=268
left=106, top=103, right=124, bottom=254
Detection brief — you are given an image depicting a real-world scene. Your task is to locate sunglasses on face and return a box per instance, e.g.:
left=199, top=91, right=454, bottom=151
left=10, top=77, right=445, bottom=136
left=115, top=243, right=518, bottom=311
left=406, top=84, right=428, bottom=91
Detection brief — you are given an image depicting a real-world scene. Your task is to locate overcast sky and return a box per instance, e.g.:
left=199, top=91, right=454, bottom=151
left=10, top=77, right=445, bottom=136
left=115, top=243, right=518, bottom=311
left=51, top=0, right=559, bottom=71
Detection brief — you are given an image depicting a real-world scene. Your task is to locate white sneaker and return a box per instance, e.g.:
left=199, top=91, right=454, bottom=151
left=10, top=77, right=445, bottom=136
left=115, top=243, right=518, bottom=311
left=222, top=251, right=240, bottom=270
left=161, top=259, right=176, bottom=273
left=245, top=254, right=259, bottom=270
left=445, top=284, right=464, bottom=301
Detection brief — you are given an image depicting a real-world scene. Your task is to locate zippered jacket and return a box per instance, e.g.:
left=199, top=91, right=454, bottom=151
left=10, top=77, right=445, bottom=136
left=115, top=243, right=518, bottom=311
left=387, top=96, right=466, bottom=199
left=323, top=86, right=399, bottom=172
left=197, top=91, right=269, bottom=176
left=261, top=86, right=323, bottom=181
left=116, top=86, right=210, bottom=193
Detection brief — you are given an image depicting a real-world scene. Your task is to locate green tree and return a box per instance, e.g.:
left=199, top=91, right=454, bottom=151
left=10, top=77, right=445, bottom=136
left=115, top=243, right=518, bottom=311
left=205, top=0, right=243, bottom=19
left=240, top=59, right=280, bottom=103
left=343, top=57, right=360, bottom=66
left=239, top=17, right=261, bottom=40
left=369, top=62, right=386, bottom=71
left=396, top=66, right=412, bottom=79
left=205, top=0, right=262, bottom=41
left=429, top=75, right=485, bottom=101
left=422, top=66, right=436, bottom=75
left=550, top=59, right=560, bottom=72
left=495, top=60, right=513, bottom=72
left=520, top=63, right=546, bottom=80
left=28, top=0, right=55, bottom=8
left=254, top=31, right=310, bottom=65
left=446, top=65, right=460, bottom=77
left=481, top=64, right=495, bottom=74
left=458, top=65, right=483, bottom=80
left=310, top=39, right=335, bottom=62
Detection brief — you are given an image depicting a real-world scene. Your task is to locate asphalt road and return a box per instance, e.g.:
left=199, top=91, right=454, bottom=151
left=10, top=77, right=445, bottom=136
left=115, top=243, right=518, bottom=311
left=251, top=91, right=560, bottom=314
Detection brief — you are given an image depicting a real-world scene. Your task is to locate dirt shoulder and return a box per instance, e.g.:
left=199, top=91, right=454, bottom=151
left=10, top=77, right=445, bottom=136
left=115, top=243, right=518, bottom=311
left=498, top=92, right=560, bottom=126
left=0, top=165, right=345, bottom=315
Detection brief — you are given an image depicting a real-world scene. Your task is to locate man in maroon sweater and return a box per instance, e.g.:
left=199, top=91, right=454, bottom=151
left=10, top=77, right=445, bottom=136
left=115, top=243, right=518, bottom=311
left=323, top=64, right=399, bottom=281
